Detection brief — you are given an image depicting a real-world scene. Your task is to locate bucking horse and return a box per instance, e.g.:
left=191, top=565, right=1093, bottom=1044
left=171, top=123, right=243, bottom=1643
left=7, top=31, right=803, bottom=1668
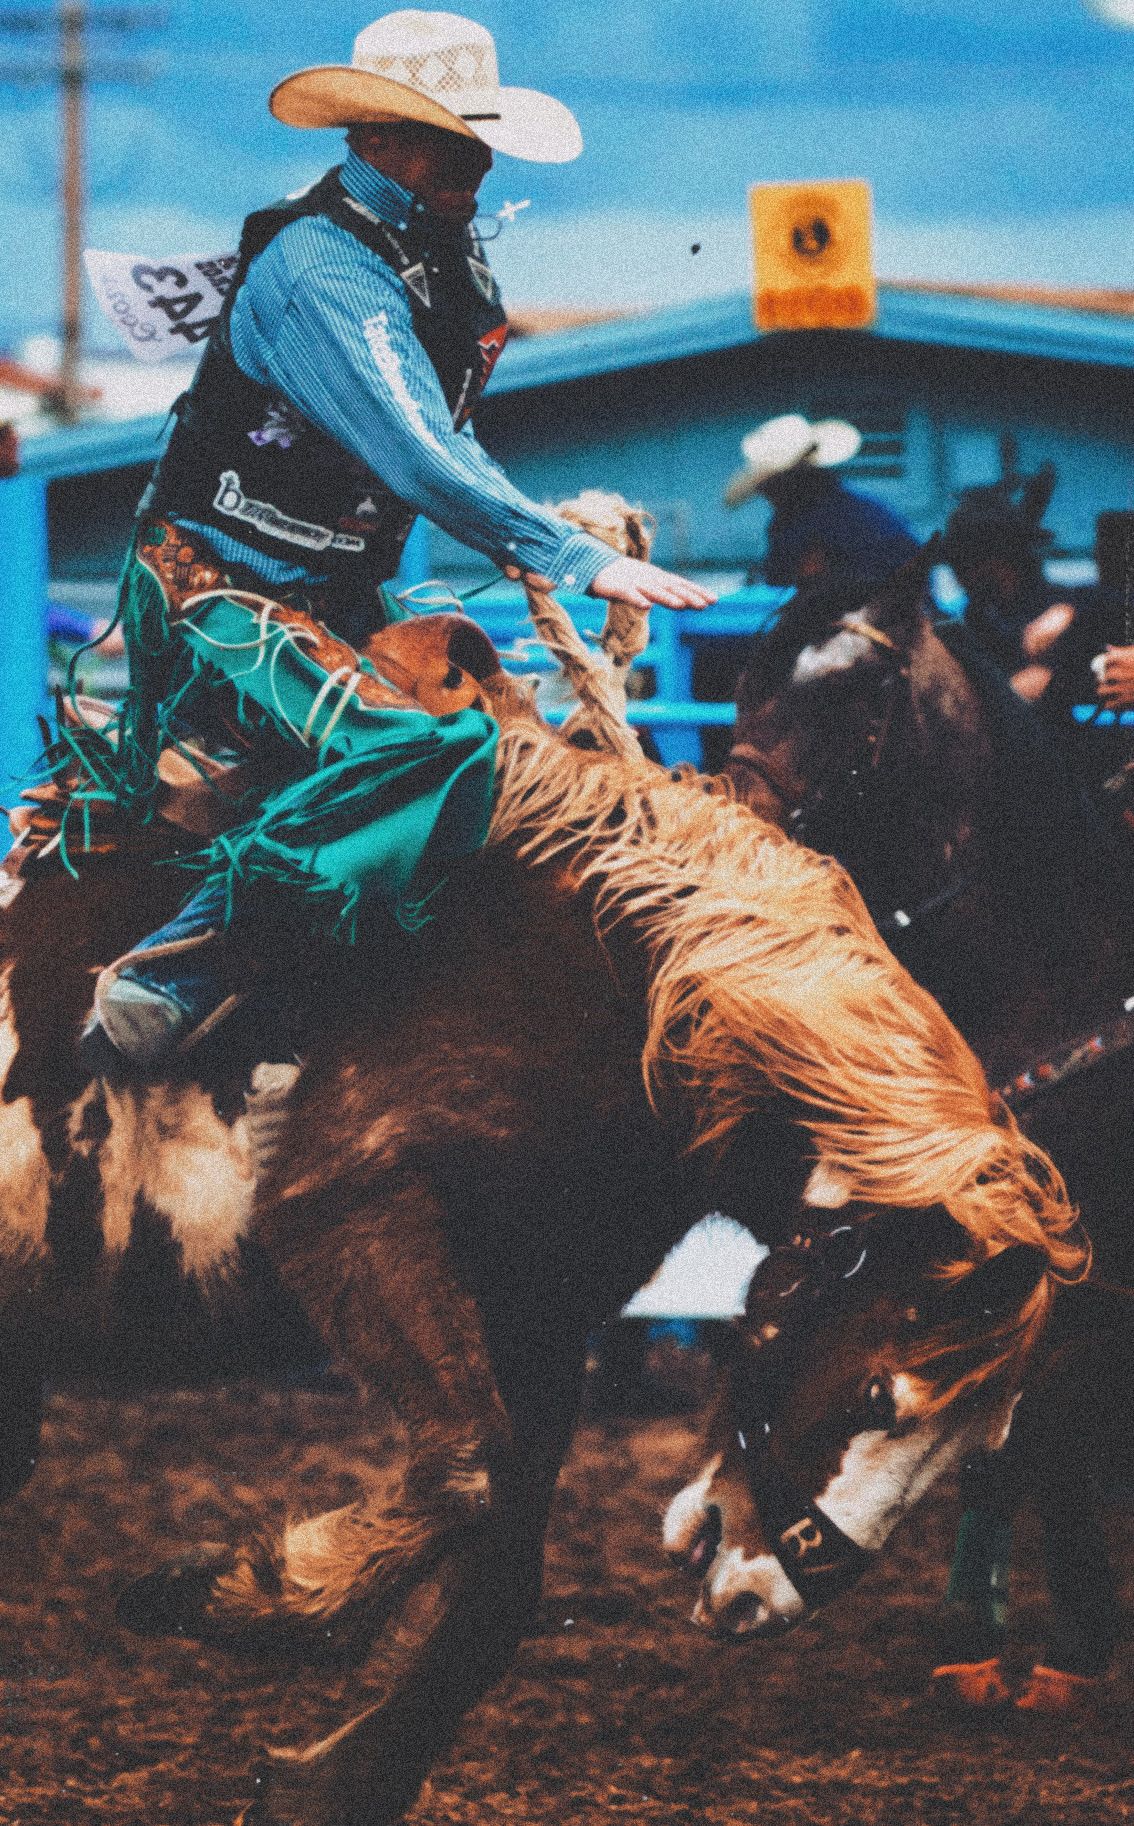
left=0, top=588, right=1084, bottom=1824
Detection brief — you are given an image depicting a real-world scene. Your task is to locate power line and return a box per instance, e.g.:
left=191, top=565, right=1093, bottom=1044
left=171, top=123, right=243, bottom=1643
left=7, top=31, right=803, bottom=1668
left=0, top=2, right=163, bottom=420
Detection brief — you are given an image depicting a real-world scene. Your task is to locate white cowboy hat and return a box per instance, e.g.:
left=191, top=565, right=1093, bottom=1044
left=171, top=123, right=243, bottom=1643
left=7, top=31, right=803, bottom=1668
left=723, top=413, right=862, bottom=507
left=270, top=10, right=583, bottom=164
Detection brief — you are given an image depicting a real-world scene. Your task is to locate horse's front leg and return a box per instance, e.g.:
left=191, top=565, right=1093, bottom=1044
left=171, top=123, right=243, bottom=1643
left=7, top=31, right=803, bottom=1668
left=118, top=1180, right=512, bottom=1644
left=0, top=1343, right=44, bottom=1500
left=243, top=1387, right=581, bottom=1826
left=0, top=1269, right=49, bottom=1503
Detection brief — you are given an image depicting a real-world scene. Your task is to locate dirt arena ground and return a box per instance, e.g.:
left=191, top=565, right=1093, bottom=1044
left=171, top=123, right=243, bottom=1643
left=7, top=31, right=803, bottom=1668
left=0, top=1384, right=1130, bottom=1826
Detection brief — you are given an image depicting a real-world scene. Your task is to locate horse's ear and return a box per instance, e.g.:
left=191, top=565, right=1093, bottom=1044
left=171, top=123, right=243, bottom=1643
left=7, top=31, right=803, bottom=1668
left=1020, top=462, right=1056, bottom=531
left=865, top=540, right=937, bottom=639
left=924, top=1244, right=1049, bottom=1324
left=803, top=1160, right=854, bottom=1209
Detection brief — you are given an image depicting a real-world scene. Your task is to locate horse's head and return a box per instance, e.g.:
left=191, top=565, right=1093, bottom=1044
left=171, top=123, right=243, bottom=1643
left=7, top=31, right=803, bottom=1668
left=729, top=548, right=988, bottom=915
left=664, top=1171, right=1068, bottom=1637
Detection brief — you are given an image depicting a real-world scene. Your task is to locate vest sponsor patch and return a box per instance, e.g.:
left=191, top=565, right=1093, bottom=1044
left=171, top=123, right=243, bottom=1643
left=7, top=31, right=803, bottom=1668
left=213, top=471, right=366, bottom=554
left=249, top=403, right=299, bottom=450
left=85, top=248, right=239, bottom=363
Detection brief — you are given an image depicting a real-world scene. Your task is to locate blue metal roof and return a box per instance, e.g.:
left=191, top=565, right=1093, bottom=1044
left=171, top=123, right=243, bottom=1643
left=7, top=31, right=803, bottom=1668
left=487, top=284, right=1134, bottom=396
left=10, top=284, right=1134, bottom=484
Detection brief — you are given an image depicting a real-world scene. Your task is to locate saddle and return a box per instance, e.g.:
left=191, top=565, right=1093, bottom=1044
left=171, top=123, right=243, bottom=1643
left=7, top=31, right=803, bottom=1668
left=4, top=560, right=508, bottom=881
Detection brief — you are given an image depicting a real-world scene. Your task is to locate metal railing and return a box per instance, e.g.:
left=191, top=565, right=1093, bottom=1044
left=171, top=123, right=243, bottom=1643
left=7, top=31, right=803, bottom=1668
left=467, top=584, right=792, bottom=766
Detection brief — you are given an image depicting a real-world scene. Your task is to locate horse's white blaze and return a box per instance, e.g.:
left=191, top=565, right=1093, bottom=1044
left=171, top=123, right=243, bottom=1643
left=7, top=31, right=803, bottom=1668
left=662, top=1454, right=721, bottom=1557
left=693, top=1544, right=806, bottom=1632
left=791, top=614, right=874, bottom=684
left=0, top=965, right=51, bottom=1249
left=95, top=1081, right=254, bottom=1275
left=810, top=1422, right=959, bottom=1552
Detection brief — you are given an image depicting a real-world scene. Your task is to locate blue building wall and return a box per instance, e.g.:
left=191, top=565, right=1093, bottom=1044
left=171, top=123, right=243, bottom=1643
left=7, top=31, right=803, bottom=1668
left=430, top=317, right=1134, bottom=586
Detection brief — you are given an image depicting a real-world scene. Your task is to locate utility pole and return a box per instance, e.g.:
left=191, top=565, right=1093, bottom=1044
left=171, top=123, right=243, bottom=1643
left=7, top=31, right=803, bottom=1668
left=0, top=4, right=162, bottom=421
left=59, top=2, right=83, bottom=418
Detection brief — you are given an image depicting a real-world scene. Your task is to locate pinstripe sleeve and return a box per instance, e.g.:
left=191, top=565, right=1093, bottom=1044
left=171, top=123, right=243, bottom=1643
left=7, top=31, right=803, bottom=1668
left=231, top=219, right=612, bottom=592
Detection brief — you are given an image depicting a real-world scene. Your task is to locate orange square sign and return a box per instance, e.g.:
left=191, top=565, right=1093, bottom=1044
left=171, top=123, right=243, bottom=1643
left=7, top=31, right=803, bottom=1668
left=750, top=179, right=877, bottom=332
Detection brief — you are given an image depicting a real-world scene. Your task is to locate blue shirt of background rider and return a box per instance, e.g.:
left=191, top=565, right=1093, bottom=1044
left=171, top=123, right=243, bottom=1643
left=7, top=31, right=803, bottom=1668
left=177, top=147, right=613, bottom=597
left=762, top=468, right=919, bottom=591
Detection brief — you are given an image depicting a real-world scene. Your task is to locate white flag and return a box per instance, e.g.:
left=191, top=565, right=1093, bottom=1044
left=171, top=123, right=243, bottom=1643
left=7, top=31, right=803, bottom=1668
left=83, top=249, right=239, bottom=363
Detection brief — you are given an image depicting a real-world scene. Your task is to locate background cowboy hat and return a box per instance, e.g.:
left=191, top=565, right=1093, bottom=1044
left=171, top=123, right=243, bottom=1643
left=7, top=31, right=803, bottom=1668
left=270, top=9, right=583, bottom=164
left=723, top=413, right=863, bottom=507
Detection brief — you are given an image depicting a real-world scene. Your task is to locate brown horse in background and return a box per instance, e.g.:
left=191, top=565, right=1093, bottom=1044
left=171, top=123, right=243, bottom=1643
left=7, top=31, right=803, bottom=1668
left=721, top=556, right=1134, bottom=1702
left=0, top=635, right=1082, bottom=1825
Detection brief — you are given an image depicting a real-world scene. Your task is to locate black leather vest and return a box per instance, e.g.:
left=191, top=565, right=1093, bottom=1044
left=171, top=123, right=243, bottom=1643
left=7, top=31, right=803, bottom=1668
left=147, top=166, right=509, bottom=597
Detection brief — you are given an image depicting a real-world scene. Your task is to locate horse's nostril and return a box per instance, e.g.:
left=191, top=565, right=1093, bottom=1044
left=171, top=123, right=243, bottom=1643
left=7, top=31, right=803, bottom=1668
left=717, top=1590, right=766, bottom=1635
left=676, top=1504, right=723, bottom=1576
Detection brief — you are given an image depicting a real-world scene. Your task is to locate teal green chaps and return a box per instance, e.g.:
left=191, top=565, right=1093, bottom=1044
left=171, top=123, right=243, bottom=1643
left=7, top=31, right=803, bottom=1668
left=114, top=556, right=499, bottom=938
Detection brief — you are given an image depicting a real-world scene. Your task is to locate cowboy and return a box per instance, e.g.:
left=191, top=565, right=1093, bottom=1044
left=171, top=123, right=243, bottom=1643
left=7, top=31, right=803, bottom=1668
left=942, top=463, right=1083, bottom=706
left=1084, top=512, right=1134, bottom=714
left=89, top=9, right=713, bottom=1065
left=723, top=413, right=918, bottom=592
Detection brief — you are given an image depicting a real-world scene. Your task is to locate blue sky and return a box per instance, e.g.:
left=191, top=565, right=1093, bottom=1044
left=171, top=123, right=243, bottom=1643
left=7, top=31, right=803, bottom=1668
left=4, top=0, right=1134, bottom=345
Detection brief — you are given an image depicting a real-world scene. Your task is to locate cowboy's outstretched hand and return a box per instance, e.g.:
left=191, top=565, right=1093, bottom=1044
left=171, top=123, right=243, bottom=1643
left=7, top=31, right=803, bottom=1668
left=503, top=558, right=715, bottom=610
left=1095, top=644, right=1134, bottom=711
left=589, top=557, right=716, bottom=611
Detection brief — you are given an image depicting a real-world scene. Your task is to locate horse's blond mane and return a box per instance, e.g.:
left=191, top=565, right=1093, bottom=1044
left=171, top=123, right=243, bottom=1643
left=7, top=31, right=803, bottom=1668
left=487, top=711, right=1084, bottom=1281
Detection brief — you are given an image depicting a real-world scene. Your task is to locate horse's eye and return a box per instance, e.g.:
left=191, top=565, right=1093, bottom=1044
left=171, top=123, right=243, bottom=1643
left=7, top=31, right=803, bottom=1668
left=864, top=1379, right=897, bottom=1431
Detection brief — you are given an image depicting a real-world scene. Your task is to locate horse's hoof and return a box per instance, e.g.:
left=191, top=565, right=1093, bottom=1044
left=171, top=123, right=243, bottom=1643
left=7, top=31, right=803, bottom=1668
left=930, top=1656, right=1012, bottom=1709
left=1014, top=1664, right=1100, bottom=1715
left=233, top=1789, right=285, bottom=1826
left=116, top=1543, right=236, bottom=1636
left=234, top=1760, right=325, bottom=1826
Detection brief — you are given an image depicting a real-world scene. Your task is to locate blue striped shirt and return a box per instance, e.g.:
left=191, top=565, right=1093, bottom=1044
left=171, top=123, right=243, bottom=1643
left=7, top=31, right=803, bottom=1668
left=180, top=151, right=611, bottom=598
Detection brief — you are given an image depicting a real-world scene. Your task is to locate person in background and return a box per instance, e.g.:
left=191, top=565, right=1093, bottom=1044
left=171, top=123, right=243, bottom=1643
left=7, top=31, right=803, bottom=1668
left=942, top=460, right=1082, bottom=707
left=1094, top=646, right=1134, bottom=709
left=48, top=604, right=126, bottom=658
left=1088, top=511, right=1134, bottom=714
left=687, top=413, right=918, bottom=768
left=723, top=412, right=919, bottom=592
left=1075, top=511, right=1134, bottom=823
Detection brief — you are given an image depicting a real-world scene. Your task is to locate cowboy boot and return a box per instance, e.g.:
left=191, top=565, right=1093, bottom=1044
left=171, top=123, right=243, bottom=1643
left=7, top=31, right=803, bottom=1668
left=89, top=877, right=242, bottom=1065
left=930, top=1491, right=1013, bottom=1709
left=1014, top=1665, right=1100, bottom=1716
